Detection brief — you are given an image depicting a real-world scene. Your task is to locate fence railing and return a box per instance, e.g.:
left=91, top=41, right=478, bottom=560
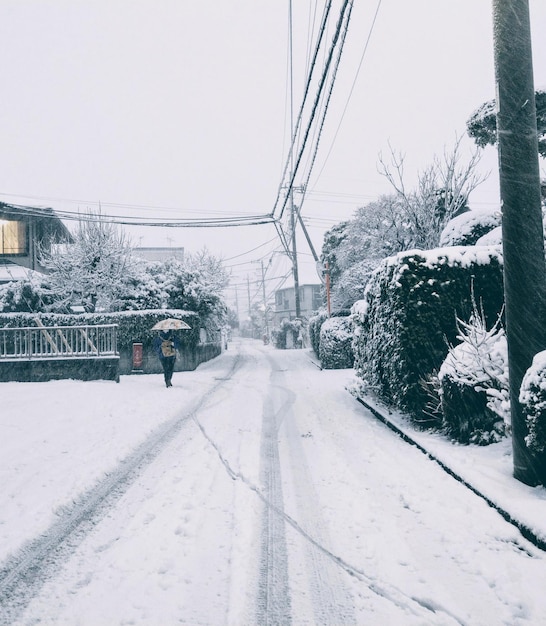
left=0, top=324, right=118, bottom=360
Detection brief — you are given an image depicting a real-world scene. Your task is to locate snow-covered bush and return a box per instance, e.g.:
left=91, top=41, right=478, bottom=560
left=272, top=319, right=305, bottom=349
left=351, top=246, right=505, bottom=422
left=439, top=208, right=501, bottom=247
left=308, top=310, right=328, bottom=356
left=438, top=306, right=508, bottom=444
left=0, top=279, right=55, bottom=313
left=0, top=309, right=201, bottom=352
left=520, top=351, right=546, bottom=453
left=475, top=226, right=502, bottom=246
left=319, top=317, right=354, bottom=369
left=332, top=259, right=377, bottom=309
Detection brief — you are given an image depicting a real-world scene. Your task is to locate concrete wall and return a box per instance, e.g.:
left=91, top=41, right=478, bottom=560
left=119, top=342, right=221, bottom=375
left=0, top=357, right=120, bottom=383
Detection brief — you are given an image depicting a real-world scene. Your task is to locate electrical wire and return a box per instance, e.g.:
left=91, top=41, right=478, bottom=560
left=275, top=0, right=353, bottom=222
left=312, top=0, right=384, bottom=185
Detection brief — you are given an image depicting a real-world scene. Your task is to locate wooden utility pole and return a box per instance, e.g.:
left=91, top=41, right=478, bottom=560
left=493, top=0, right=546, bottom=484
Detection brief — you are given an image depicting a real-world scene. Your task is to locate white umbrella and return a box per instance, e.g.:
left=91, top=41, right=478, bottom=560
left=151, top=318, right=191, bottom=331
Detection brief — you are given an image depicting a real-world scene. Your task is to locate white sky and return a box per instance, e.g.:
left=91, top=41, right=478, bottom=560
left=0, top=1, right=545, bottom=305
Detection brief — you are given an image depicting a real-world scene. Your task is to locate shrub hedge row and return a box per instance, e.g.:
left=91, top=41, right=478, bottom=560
left=0, top=309, right=202, bottom=353
left=319, top=317, right=354, bottom=369
left=351, top=246, right=505, bottom=423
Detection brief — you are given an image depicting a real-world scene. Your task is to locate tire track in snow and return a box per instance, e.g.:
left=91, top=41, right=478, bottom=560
left=0, top=351, right=244, bottom=626
left=278, top=380, right=356, bottom=625
left=191, top=345, right=466, bottom=625
left=255, top=365, right=292, bottom=626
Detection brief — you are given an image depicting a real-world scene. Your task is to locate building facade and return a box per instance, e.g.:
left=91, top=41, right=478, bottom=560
left=0, top=203, right=72, bottom=283
left=272, top=283, right=322, bottom=328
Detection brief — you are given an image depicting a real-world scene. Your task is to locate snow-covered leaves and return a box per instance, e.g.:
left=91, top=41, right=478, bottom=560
left=319, top=316, right=354, bottom=369
left=38, top=216, right=134, bottom=313
left=439, top=208, right=501, bottom=247
left=520, top=351, right=546, bottom=453
left=438, top=304, right=509, bottom=444
left=351, top=246, right=505, bottom=421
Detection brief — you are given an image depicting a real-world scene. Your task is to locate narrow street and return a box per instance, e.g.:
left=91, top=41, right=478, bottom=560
left=2, top=338, right=546, bottom=625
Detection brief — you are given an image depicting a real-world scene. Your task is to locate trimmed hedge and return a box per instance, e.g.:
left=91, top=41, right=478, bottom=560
left=0, top=309, right=201, bottom=353
left=439, top=209, right=501, bottom=247
left=521, top=351, right=546, bottom=453
left=308, top=309, right=352, bottom=357
left=309, top=311, right=328, bottom=356
left=351, top=246, right=504, bottom=423
left=319, top=317, right=354, bottom=369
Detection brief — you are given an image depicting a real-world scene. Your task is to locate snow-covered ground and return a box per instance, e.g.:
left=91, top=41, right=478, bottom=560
left=1, top=338, right=546, bottom=625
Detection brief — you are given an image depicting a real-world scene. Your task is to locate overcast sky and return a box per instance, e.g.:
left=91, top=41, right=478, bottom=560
left=1, top=1, right=545, bottom=306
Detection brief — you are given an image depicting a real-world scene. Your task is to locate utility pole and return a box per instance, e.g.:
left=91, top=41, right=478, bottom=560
left=288, top=0, right=301, bottom=320
left=246, top=275, right=251, bottom=319
left=260, top=260, right=270, bottom=341
left=493, top=0, right=546, bottom=485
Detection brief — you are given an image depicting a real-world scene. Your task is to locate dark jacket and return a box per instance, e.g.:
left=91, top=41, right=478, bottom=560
left=154, top=331, right=181, bottom=360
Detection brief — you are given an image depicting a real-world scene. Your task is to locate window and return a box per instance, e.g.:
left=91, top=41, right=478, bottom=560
left=0, top=219, right=28, bottom=255
left=312, top=285, right=323, bottom=310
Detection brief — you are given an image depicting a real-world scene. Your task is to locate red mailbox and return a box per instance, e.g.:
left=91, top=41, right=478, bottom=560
left=132, top=342, right=143, bottom=370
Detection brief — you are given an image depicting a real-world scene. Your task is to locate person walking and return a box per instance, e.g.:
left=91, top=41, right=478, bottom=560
left=154, top=329, right=180, bottom=388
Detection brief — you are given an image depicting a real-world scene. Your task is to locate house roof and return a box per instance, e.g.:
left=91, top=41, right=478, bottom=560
left=0, top=261, right=43, bottom=284
left=0, top=202, right=73, bottom=242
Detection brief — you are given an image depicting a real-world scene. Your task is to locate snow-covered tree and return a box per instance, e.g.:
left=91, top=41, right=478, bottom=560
left=116, top=259, right=168, bottom=311
left=467, top=90, right=546, bottom=158
left=0, top=277, right=55, bottom=313
left=321, top=140, right=485, bottom=308
left=39, top=214, right=134, bottom=313
left=320, top=221, right=349, bottom=290
left=378, top=137, right=484, bottom=250
left=165, top=249, right=229, bottom=320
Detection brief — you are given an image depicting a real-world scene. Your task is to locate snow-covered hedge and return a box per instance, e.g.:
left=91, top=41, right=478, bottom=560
left=351, top=246, right=505, bottom=422
left=319, top=317, right=354, bottom=369
left=0, top=310, right=202, bottom=352
left=309, top=311, right=328, bottom=356
left=520, top=351, right=546, bottom=453
left=439, top=209, right=501, bottom=247
left=272, top=318, right=305, bottom=349
left=438, top=311, right=508, bottom=444
left=308, top=309, right=351, bottom=357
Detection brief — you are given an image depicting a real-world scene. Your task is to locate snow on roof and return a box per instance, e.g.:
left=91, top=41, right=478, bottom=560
left=0, top=262, right=43, bottom=283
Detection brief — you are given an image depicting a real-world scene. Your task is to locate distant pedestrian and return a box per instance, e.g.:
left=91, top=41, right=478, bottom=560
left=154, top=330, right=180, bottom=388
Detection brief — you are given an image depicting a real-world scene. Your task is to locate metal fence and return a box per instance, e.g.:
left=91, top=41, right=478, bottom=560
left=0, top=324, right=118, bottom=360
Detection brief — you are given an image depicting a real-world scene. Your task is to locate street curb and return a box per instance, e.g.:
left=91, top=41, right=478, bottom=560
left=355, top=396, right=546, bottom=553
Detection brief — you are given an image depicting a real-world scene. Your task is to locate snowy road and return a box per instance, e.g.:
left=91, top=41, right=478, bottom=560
left=2, top=338, right=546, bottom=625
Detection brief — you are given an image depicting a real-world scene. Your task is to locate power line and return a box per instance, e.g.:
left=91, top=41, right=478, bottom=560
left=312, top=0, right=384, bottom=184
left=275, top=0, right=353, bottom=222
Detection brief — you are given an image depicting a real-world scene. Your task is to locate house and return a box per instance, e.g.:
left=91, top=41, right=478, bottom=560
left=0, top=202, right=72, bottom=283
left=133, top=246, right=184, bottom=262
left=272, top=283, right=323, bottom=327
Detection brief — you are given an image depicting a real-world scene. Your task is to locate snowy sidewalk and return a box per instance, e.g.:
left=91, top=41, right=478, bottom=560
left=354, top=392, right=546, bottom=549
left=307, top=350, right=546, bottom=549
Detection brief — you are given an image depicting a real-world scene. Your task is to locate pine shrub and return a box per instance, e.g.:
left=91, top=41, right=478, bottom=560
left=438, top=306, right=508, bottom=444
